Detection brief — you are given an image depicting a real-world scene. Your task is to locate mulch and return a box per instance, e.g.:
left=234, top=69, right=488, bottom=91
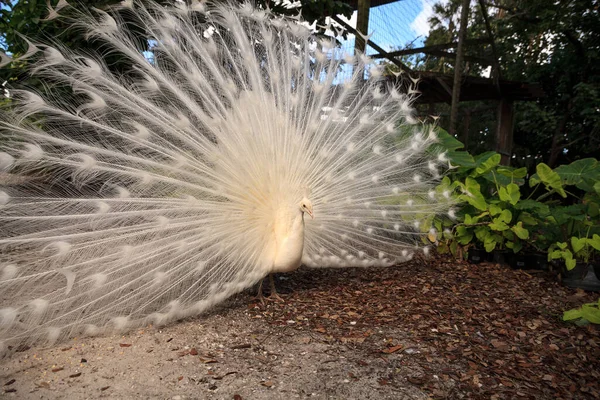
left=249, top=256, right=600, bottom=399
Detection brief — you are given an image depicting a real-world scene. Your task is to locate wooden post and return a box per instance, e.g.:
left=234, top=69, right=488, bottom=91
left=461, top=108, right=471, bottom=149
left=354, top=0, right=371, bottom=55
left=449, top=0, right=470, bottom=135
left=496, top=98, right=515, bottom=165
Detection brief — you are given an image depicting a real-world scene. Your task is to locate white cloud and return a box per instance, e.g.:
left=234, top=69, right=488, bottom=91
left=410, top=0, right=448, bottom=38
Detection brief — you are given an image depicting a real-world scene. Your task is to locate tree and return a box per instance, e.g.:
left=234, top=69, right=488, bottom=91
left=0, top=0, right=352, bottom=82
left=419, top=0, right=600, bottom=167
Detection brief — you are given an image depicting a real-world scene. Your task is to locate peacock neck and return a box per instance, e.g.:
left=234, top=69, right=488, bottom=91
left=271, top=209, right=305, bottom=273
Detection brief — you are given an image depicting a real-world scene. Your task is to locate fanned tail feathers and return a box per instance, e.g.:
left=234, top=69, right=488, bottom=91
left=0, top=1, right=454, bottom=354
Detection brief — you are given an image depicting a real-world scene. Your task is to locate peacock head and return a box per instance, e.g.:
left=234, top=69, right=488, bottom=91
left=299, top=198, right=314, bottom=219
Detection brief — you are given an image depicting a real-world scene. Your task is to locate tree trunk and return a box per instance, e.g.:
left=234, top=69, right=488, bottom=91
left=548, top=112, right=569, bottom=167
left=449, top=0, right=470, bottom=135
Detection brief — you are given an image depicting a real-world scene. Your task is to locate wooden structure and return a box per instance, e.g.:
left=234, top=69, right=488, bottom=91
left=338, top=0, right=544, bottom=165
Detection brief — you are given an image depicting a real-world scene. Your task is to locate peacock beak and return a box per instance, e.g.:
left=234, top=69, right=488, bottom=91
left=307, top=210, right=314, bottom=219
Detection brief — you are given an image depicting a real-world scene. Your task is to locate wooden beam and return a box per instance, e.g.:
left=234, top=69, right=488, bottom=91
left=450, top=0, right=470, bottom=135
left=371, top=39, right=491, bottom=59
left=331, top=15, right=413, bottom=73
left=419, top=49, right=492, bottom=65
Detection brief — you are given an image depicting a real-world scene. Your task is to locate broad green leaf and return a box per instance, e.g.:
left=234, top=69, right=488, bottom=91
left=490, top=218, right=509, bottom=231
left=484, top=236, right=497, bottom=252
left=482, top=170, right=522, bottom=186
left=464, top=214, right=473, bottom=225
left=475, top=152, right=501, bottom=176
left=499, top=209, right=512, bottom=224
left=449, top=240, right=458, bottom=256
left=474, top=226, right=490, bottom=242
left=448, top=151, right=476, bottom=168
left=488, top=204, right=502, bottom=216
left=563, top=308, right=583, bottom=321
left=511, top=222, right=529, bottom=239
left=499, top=167, right=528, bottom=179
left=534, top=163, right=567, bottom=197
left=499, top=183, right=520, bottom=205
left=462, top=177, right=487, bottom=210
left=514, top=200, right=549, bottom=214
left=564, top=251, right=576, bottom=270
left=581, top=304, right=600, bottom=324
left=502, top=230, right=515, bottom=240
left=455, top=226, right=473, bottom=245
left=517, top=212, right=539, bottom=226
left=571, top=237, right=586, bottom=253
left=589, top=234, right=600, bottom=251
left=554, top=158, right=599, bottom=186
left=511, top=241, right=523, bottom=253
left=435, top=128, right=465, bottom=151
left=465, top=177, right=482, bottom=196
left=549, top=250, right=562, bottom=260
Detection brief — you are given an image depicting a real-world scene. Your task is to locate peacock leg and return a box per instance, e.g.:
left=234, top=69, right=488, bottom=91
left=269, top=274, right=285, bottom=302
left=254, top=278, right=268, bottom=304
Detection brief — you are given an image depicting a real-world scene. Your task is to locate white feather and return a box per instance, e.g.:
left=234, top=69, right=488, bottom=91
left=0, top=1, right=453, bottom=355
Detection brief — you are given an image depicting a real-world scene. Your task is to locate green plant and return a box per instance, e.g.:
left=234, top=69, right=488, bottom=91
left=549, top=235, right=600, bottom=269
left=563, top=298, right=600, bottom=325
left=531, top=159, right=600, bottom=267
left=430, top=129, right=540, bottom=257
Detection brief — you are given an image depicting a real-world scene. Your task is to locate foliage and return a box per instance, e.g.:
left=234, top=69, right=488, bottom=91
left=563, top=298, right=600, bottom=325
left=0, top=0, right=352, bottom=83
left=548, top=236, right=600, bottom=270
left=433, top=128, right=600, bottom=263
left=420, top=0, right=600, bottom=167
left=432, top=129, right=534, bottom=256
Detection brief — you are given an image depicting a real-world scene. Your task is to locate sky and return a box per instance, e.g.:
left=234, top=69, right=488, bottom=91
left=334, top=0, right=440, bottom=55
left=1, top=0, right=442, bottom=82
left=326, top=0, right=441, bottom=81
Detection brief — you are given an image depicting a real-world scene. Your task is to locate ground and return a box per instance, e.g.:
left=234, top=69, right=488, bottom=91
left=1, top=257, right=599, bottom=399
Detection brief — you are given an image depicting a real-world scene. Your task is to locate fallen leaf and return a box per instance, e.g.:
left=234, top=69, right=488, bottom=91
left=381, top=345, right=403, bottom=354
left=491, top=339, right=508, bottom=350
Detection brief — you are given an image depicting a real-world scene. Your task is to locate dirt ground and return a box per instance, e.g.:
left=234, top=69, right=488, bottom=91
left=1, top=257, right=599, bottom=399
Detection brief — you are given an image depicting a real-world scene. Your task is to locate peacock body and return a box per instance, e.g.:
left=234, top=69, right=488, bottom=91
left=0, top=0, right=453, bottom=354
